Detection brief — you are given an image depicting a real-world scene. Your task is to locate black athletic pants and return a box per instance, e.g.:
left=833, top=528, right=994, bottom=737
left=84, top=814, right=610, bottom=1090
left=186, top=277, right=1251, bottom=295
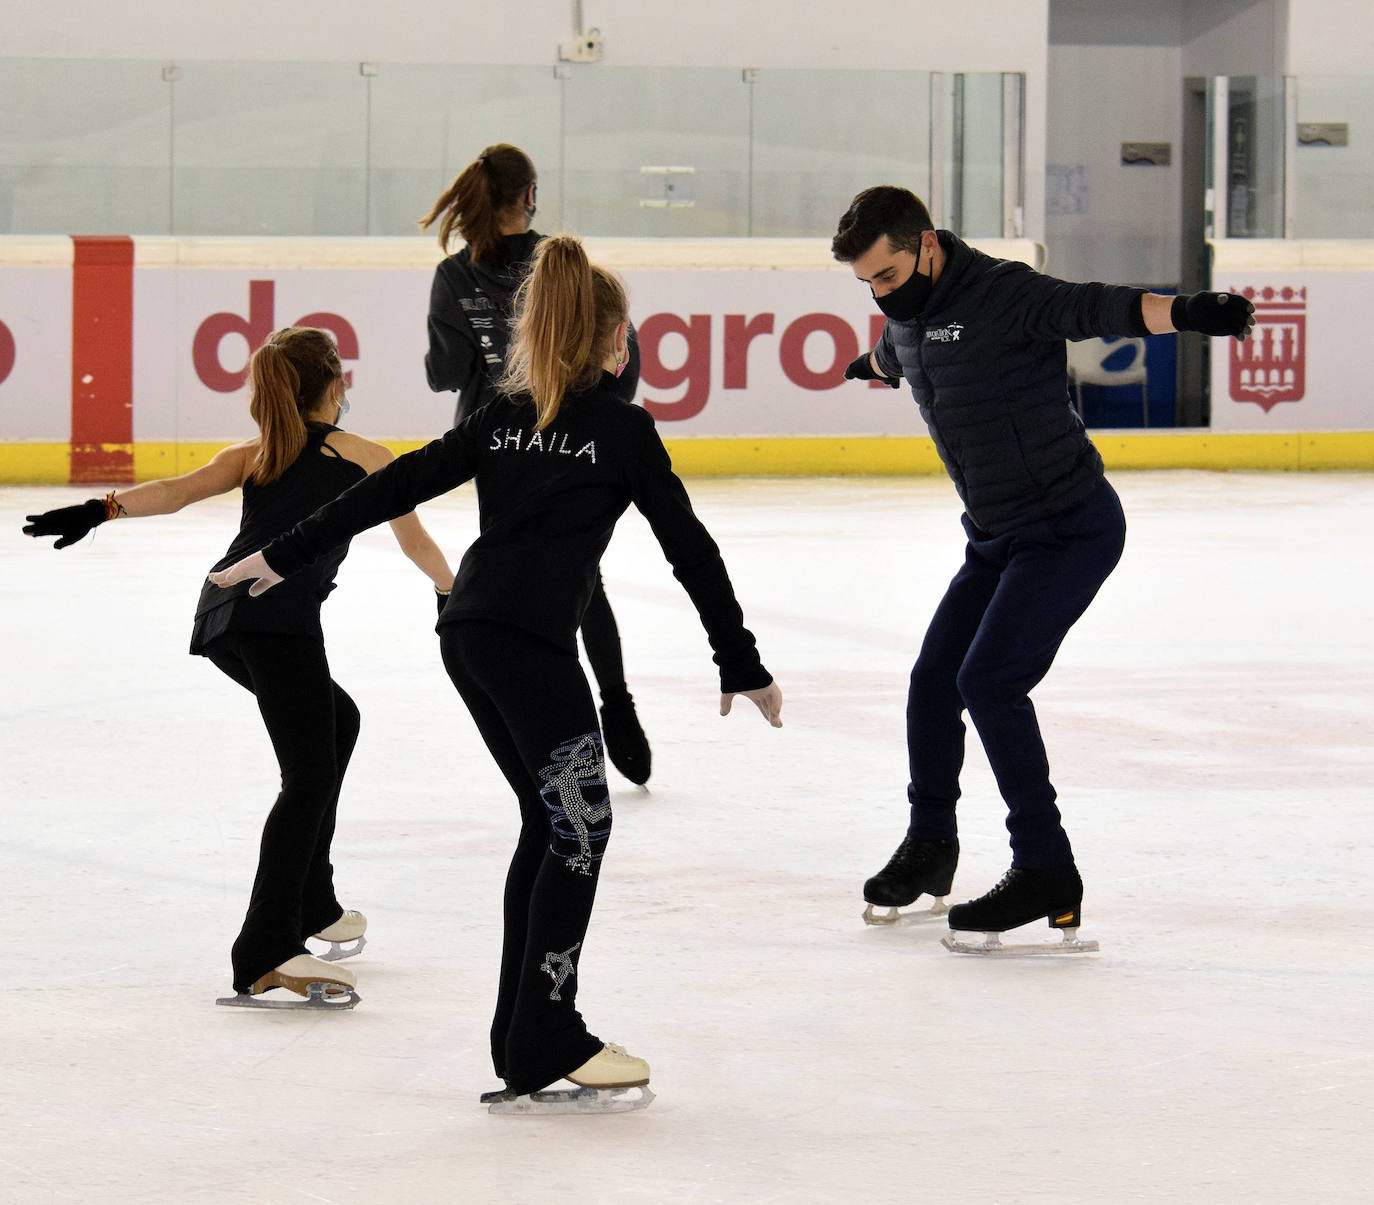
left=204, top=631, right=359, bottom=991
left=907, top=478, right=1127, bottom=869
left=440, top=620, right=609, bottom=1096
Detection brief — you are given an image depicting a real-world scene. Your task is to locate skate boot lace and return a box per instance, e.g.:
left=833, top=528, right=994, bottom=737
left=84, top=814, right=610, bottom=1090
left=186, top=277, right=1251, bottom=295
left=984, top=869, right=1020, bottom=899
left=603, top=1042, right=629, bottom=1058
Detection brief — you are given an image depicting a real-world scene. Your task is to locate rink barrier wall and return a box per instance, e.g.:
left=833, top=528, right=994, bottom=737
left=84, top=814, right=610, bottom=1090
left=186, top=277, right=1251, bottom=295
left=4, top=431, right=1374, bottom=485
left=5, top=235, right=1374, bottom=483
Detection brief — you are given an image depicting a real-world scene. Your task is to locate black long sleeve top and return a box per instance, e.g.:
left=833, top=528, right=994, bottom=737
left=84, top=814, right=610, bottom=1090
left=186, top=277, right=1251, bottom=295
left=261, top=375, right=770, bottom=694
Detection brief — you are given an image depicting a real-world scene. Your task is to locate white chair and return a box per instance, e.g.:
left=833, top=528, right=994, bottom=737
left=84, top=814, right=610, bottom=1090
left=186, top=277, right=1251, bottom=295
left=1065, top=337, right=1149, bottom=427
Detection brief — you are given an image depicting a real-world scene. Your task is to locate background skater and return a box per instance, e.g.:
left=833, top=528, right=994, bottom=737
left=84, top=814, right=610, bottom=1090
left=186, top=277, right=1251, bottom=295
left=832, top=186, right=1253, bottom=950
left=208, top=237, right=783, bottom=1110
left=420, top=142, right=652, bottom=787
left=24, top=327, right=453, bottom=1004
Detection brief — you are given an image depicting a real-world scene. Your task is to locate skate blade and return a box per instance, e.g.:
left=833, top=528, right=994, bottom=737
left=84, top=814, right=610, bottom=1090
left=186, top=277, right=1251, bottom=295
left=863, top=897, right=949, bottom=926
left=312, top=934, right=367, bottom=963
left=484, top=1085, right=655, bottom=1115
left=215, top=982, right=360, bottom=1010
left=941, top=929, right=1098, bottom=956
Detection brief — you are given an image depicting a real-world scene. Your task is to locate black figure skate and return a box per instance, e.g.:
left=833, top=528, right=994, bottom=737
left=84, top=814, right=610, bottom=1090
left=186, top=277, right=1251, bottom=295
left=861, top=836, right=958, bottom=925
left=942, top=865, right=1098, bottom=955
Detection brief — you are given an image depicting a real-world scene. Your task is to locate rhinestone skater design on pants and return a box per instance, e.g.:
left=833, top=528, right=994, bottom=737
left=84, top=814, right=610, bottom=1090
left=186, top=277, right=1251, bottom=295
left=542, top=942, right=581, bottom=1001
left=539, top=732, right=612, bottom=875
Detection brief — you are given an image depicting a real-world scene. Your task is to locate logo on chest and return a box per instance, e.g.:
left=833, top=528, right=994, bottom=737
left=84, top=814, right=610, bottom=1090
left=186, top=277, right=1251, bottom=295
left=925, top=323, right=965, bottom=343
left=490, top=426, right=597, bottom=463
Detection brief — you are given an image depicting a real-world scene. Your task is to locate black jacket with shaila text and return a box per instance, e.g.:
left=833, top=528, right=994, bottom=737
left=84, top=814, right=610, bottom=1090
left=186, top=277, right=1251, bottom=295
left=261, top=375, right=769, bottom=694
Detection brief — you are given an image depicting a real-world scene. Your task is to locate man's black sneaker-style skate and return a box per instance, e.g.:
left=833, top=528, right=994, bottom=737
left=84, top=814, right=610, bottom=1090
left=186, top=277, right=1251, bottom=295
left=861, top=836, right=958, bottom=925
left=600, top=692, right=651, bottom=786
left=942, top=865, right=1098, bottom=956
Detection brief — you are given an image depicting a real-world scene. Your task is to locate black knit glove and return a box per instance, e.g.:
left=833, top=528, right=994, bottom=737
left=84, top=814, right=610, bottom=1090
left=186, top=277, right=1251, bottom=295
left=23, top=499, right=107, bottom=549
left=435, top=588, right=450, bottom=617
left=843, top=353, right=901, bottom=388
left=1171, top=292, right=1256, bottom=340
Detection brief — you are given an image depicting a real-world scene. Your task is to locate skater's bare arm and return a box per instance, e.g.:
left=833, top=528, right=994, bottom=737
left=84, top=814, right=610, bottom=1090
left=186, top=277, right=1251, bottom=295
left=110, top=442, right=254, bottom=517
left=23, top=442, right=254, bottom=548
left=720, top=682, right=783, bottom=728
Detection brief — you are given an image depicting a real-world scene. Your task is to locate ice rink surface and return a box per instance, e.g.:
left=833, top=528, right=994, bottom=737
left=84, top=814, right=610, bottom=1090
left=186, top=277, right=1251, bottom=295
left=3, top=469, right=1372, bottom=1204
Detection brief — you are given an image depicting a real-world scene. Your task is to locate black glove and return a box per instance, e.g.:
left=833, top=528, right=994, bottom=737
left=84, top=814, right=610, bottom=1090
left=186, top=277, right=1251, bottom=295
left=435, top=588, right=450, bottom=617
left=23, top=499, right=107, bottom=549
left=1171, top=292, right=1256, bottom=340
left=843, top=353, right=901, bottom=388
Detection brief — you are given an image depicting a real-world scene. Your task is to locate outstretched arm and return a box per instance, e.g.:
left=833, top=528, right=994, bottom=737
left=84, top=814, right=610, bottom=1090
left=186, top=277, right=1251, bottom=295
left=107, top=442, right=253, bottom=516
left=626, top=414, right=782, bottom=727
left=23, top=442, right=252, bottom=548
left=1142, top=291, right=1255, bottom=339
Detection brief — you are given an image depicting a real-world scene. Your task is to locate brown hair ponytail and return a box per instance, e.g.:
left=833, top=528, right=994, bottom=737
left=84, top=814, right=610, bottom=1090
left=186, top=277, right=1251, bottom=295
left=501, top=235, right=628, bottom=430
left=418, top=143, right=536, bottom=266
left=246, top=327, right=344, bottom=484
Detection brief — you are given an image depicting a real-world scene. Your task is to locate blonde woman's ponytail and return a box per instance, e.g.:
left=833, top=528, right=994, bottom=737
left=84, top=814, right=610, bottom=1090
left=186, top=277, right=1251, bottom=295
left=501, top=236, right=629, bottom=430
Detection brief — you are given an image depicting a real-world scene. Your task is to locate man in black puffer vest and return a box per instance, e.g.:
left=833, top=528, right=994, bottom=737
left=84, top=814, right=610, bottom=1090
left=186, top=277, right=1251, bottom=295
left=835, top=186, right=1254, bottom=947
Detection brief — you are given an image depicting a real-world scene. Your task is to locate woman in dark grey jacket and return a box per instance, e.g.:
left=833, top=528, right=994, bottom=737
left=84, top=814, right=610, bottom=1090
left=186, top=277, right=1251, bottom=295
left=419, top=144, right=650, bottom=785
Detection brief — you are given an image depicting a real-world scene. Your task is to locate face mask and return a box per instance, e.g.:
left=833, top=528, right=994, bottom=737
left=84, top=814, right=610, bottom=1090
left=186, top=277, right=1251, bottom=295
left=336, top=394, right=351, bottom=421
left=873, top=247, right=933, bottom=322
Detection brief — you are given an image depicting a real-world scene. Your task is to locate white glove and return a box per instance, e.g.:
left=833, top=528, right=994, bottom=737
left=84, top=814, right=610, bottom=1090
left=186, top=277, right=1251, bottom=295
left=208, top=550, right=283, bottom=597
left=720, top=681, right=783, bottom=728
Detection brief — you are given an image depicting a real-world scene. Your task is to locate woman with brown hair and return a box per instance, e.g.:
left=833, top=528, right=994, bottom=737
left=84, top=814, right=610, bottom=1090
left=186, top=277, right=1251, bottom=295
left=23, top=327, right=453, bottom=1009
left=208, top=238, right=782, bottom=1112
left=420, top=143, right=652, bottom=789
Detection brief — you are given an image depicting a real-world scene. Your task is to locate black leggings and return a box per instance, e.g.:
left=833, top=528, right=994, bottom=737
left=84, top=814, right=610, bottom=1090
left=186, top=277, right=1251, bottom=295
left=440, top=620, right=610, bottom=1095
left=579, top=571, right=629, bottom=703
left=204, top=631, right=359, bottom=991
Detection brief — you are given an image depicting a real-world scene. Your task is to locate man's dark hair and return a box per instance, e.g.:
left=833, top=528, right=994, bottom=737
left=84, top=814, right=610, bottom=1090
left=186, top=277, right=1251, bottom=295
left=831, top=186, right=934, bottom=263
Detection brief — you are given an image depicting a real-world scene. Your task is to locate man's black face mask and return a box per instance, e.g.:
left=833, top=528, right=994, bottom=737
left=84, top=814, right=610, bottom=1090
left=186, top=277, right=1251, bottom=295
left=873, top=243, right=933, bottom=322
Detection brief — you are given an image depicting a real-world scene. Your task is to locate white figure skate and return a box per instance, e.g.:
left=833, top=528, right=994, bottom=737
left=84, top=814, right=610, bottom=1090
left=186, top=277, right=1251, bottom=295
left=310, top=909, right=367, bottom=962
left=216, top=954, right=360, bottom=1010
left=484, top=1043, right=654, bottom=1115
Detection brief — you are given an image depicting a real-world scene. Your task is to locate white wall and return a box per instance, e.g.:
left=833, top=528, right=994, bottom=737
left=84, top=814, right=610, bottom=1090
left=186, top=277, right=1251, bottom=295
left=1287, top=0, right=1374, bottom=75
left=0, top=0, right=1043, bottom=69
